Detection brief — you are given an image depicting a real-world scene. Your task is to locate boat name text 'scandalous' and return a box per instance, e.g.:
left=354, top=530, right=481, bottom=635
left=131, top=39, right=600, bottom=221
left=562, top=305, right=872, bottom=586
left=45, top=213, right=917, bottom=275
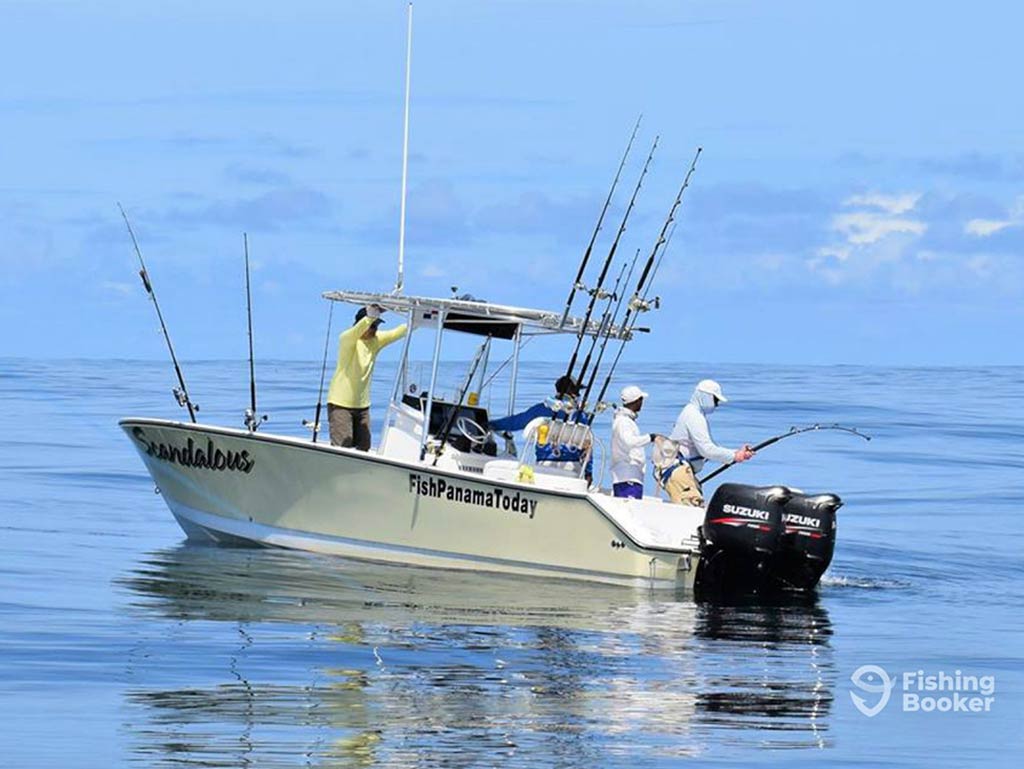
left=132, top=427, right=255, bottom=474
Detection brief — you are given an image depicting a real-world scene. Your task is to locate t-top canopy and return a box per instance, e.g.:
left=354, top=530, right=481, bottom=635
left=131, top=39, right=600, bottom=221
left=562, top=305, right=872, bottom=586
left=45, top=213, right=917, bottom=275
left=322, top=290, right=634, bottom=341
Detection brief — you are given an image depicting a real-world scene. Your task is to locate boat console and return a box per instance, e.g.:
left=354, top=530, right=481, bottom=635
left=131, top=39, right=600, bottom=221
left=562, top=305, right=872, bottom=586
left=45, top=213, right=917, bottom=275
left=400, top=393, right=497, bottom=455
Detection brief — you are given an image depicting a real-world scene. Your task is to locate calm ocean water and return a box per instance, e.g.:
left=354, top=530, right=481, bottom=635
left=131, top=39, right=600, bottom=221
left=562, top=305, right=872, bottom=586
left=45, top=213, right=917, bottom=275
left=1, top=358, right=1021, bottom=767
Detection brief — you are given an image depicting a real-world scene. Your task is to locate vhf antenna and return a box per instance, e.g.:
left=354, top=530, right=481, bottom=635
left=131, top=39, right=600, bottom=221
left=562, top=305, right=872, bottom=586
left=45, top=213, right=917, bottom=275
left=393, top=2, right=414, bottom=295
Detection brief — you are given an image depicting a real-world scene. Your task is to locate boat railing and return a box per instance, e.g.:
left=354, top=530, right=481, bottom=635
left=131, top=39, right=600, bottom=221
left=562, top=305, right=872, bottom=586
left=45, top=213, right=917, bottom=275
left=519, top=417, right=596, bottom=481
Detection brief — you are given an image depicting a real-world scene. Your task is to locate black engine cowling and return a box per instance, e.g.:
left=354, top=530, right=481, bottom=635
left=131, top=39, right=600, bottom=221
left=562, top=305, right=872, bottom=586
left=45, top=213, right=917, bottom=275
left=696, top=484, right=790, bottom=593
left=696, top=483, right=842, bottom=595
left=773, top=492, right=842, bottom=590
left=702, top=483, right=789, bottom=554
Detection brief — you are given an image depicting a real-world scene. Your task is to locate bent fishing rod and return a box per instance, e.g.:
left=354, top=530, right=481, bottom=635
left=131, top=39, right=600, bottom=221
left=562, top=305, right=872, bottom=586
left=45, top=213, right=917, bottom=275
left=118, top=202, right=198, bottom=423
left=559, top=114, right=642, bottom=329
left=590, top=146, right=703, bottom=411
left=697, top=424, right=872, bottom=484
left=242, top=234, right=267, bottom=432
left=565, top=135, right=658, bottom=384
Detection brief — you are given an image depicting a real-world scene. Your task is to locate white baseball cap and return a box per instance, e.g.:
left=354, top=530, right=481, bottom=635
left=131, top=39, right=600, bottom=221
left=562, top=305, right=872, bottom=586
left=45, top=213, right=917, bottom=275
left=620, top=385, right=648, bottom=404
left=696, top=379, right=728, bottom=403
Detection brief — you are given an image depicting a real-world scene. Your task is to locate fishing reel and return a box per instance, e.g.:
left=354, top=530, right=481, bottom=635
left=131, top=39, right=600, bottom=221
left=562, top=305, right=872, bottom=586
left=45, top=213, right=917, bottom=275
left=547, top=397, right=579, bottom=415
left=244, top=408, right=268, bottom=432
left=628, top=295, right=661, bottom=313
left=573, top=281, right=617, bottom=301
left=173, top=387, right=198, bottom=412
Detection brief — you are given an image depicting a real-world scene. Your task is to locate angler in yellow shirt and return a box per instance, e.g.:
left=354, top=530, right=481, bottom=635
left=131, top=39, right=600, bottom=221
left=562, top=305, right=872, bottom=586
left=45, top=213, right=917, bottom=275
left=327, top=304, right=408, bottom=450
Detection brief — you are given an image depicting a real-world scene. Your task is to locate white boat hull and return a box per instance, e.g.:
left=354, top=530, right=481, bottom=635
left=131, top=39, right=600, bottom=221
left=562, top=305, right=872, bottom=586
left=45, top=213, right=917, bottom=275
left=121, top=419, right=704, bottom=589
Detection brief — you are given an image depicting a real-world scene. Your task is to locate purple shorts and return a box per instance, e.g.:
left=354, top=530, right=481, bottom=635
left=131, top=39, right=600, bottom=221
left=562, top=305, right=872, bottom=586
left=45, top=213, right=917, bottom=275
left=613, top=482, right=643, bottom=499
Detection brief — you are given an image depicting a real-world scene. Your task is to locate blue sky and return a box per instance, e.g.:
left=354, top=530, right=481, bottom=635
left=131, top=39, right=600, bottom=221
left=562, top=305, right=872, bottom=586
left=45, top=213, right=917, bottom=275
left=1, top=0, right=1021, bottom=364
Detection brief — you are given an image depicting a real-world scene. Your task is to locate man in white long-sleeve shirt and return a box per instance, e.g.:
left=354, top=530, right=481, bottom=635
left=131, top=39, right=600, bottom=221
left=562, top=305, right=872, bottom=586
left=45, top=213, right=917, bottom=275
left=610, top=385, right=659, bottom=499
left=664, top=379, right=754, bottom=506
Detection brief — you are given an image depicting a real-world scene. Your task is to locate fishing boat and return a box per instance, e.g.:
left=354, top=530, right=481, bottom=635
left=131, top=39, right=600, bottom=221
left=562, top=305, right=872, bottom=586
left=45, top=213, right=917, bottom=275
left=121, top=286, right=847, bottom=592
left=119, top=7, right=849, bottom=593
left=122, top=291, right=706, bottom=589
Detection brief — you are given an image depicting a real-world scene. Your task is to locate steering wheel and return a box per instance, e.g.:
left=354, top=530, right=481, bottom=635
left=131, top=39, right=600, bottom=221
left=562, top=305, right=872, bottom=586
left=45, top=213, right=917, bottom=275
left=455, top=415, right=490, bottom=446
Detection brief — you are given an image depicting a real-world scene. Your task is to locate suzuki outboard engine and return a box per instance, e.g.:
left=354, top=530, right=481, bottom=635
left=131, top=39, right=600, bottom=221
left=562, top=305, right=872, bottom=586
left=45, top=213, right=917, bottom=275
left=695, top=483, right=790, bottom=594
left=774, top=492, right=842, bottom=590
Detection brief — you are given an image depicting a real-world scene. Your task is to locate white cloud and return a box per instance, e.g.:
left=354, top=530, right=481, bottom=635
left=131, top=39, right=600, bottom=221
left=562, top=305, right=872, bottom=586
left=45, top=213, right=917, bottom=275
left=808, top=191, right=927, bottom=285
left=965, top=195, right=1024, bottom=237
left=815, top=245, right=851, bottom=262
left=965, top=218, right=1014, bottom=237
left=843, top=192, right=921, bottom=215
left=832, top=211, right=927, bottom=245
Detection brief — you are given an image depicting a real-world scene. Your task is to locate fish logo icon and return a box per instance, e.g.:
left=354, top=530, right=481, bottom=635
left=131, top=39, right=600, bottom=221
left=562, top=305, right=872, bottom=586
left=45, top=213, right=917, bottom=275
left=850, top=664, right=896, bottom=717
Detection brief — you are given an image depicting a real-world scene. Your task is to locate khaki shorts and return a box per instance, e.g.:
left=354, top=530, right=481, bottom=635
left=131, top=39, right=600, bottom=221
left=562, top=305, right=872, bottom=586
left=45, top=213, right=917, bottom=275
left=665, top=463, right=704, bottom=507
left=328, top=404, right=371, bottom=451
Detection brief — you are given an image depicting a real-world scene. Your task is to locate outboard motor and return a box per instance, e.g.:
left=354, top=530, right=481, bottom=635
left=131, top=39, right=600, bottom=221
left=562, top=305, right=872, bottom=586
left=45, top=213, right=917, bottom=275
left=695, top=483, right=790, bottom=594
left=772, top=492, right=842, bottom=590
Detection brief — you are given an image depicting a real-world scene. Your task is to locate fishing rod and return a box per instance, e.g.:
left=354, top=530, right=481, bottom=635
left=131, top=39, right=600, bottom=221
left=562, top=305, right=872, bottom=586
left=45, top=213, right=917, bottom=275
left=644, top=219, right=677, bottom=302
left=479, top=334, right=537, bottom=391
left=242, top=234, right=267, bottom=432
left=578, top=247, right=640, bottom=412
left=559, top=114, right=642, bottom=328
left=698, top=423, right=872, bottom=484
left=433, top=337, right=490, bottom=465
left=572, top=259, right=627, bottom=394
left=305, top=301, right=335, bottom=443
left=118, top=202, right=198, bottom=423
left=590, top=147, right=703, bottom=411
left=629, top=146, right=702, bottom=315
left=565, top=135, right=658, bottom=382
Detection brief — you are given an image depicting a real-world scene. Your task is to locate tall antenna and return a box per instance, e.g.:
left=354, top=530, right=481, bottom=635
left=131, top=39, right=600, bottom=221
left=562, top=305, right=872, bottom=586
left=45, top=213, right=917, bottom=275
left=394, top=2, right=413, bottom=295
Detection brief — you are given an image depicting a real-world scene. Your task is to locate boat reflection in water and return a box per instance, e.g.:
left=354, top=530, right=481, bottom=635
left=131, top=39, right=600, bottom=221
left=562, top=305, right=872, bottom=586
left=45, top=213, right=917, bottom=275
left=118, top=545, right=835, bottom=766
